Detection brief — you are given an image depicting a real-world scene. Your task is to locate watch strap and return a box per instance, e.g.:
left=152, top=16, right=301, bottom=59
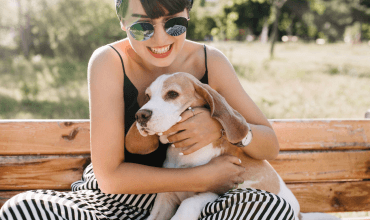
left=234, top=123, right=253, bottom=148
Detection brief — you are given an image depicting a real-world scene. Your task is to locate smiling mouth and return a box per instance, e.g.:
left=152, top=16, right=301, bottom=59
left=148, top=44, right=173, bottom=54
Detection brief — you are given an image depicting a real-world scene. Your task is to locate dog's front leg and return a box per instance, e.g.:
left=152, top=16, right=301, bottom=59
left=147, top=192, right=179, bottom=220
left=171, top=192, right=219, bottom=220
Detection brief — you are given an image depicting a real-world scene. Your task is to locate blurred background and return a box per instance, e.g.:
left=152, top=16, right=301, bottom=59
left=0, top=0, right=369, bottom=120
left=0, top=0, right=369, bottom=218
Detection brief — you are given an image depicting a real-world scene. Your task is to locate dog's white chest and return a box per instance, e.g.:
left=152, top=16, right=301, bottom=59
left=163, top=143, right=222, bottom=169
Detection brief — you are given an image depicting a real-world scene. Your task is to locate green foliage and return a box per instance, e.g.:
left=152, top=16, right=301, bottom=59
left=5, top=0, right=124, bottom=61
left=43, top=0, right=124, bottom=61
left=309, top=0, right=326, bottom=15
left=224, top=0, right=271, bottom=33
left=226, top=12, right=240, bottom=39
left=362, top=23, right=370, bottom=40
left=187, top=12, right=217, bottom=40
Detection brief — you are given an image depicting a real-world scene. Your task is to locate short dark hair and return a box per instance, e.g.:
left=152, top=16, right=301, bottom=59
left=116, top=0, right=193, bottom=21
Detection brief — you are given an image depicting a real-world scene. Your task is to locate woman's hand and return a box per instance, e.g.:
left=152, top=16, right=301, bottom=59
left=199, top=155, right=245, bottom=194
left=163, top=107, right=223, bottom=155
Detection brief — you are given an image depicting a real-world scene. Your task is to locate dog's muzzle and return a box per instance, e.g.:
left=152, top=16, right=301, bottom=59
left=135, top=109, right=152, bottom=127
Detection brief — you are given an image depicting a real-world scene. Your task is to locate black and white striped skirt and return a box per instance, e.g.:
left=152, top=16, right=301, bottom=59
left=0, top=163, right=295, bottom=220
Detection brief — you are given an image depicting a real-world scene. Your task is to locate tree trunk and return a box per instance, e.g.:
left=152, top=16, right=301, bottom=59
left=270, top=5, right=280, bottom=59
left=270, top=0, right=287, bottom=59
left=260, top=19, right=269, bottom=44
left=16, top=0, right=31, bottom=58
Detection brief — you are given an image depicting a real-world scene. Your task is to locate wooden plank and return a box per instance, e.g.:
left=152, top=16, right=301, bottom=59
left=0, top=155, right=90, bottom=190
left=288, top=180, right=370, bottom=212
left=0, top=119, right=369, bottom=155
left=270, top=119, right=370, bottom=151
left=0, top=150, right=368, bottom=190
left=0, top=120, right=90, bottom=155
left=1, top=181, right=369, bottom=213
left=272, top=150, right=370, bottom=182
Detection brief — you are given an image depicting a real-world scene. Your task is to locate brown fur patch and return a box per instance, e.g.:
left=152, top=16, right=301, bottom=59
left=219, top=138, right=281, bottom=195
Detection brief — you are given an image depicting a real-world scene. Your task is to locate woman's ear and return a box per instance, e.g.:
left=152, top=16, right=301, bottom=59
left=120, top=20, right=127, bottom=31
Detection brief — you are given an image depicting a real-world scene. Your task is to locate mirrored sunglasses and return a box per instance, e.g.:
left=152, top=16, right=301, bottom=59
left=127, top=17, right=189, bottom=41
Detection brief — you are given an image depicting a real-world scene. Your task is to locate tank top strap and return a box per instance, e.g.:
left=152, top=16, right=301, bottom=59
left=108, top=45, right=132, bottom=88
left=200, top=44, right=209, bottom=84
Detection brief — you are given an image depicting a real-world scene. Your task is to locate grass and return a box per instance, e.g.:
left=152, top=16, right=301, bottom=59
left=209, top=41, right=370, bottom=119
left=0, top=55, right=89, bottom=119
left=1, top=42, right=369, bottom=119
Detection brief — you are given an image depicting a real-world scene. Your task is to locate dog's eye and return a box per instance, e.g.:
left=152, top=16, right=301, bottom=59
left=166, top=90, right=179, bottom=99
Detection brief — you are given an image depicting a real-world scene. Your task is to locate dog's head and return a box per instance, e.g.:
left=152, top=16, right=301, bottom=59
left=135, top=72, right=249, bottom=144
left=135, top=72, right=205, bottom=136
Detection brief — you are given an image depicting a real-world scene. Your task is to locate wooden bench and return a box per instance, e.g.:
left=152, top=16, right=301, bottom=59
left=0, top=119, right=369, bottom=214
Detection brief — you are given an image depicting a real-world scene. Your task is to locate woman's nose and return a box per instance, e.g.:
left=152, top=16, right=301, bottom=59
left=151, top=23, right=169, bottom=43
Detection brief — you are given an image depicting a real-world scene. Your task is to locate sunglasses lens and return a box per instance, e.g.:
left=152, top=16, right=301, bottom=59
left=129, top=23, right=154, bottom=41
left=165, top=17, right=188, bottom=37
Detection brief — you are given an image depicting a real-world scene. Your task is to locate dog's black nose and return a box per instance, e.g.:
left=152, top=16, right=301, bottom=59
left=135, top=109, right=152, bottom=126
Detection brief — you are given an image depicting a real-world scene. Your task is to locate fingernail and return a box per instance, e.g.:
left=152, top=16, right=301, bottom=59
left=179, top=152, right=184, bottom=156
left=177, top=116, right=182, bottom=122
left=171, top=144, right=175, bottom=148
left=239, top=159, right=242, bottom=164
left=158, top=132, right=163, bottom=136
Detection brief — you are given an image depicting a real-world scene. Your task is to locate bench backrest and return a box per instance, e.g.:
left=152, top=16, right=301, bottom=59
left=0, top=119, right=369, bottom=212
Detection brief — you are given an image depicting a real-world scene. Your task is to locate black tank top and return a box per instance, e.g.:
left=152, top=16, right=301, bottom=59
left=109, top=44, right=209, bottom=167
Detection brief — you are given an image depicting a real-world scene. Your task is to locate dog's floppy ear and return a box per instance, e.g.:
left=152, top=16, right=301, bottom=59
left=190, top=77, right=249, bottom=144
left=125, top=94, right=159, bottom=155
left=125, top=122, right=159, bottom=155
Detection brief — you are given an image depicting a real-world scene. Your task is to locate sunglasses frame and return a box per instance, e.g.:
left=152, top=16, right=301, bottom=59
left=127, top=16, right=190, bottom=41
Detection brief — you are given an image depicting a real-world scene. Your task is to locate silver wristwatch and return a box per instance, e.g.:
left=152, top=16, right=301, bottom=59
left=235, top=123, right=253, bottom=148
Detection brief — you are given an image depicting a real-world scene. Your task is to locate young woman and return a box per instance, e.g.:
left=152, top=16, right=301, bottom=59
left=0, top=0, right=295, bottom=219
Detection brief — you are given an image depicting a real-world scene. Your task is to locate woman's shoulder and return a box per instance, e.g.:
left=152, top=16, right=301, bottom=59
left=90, top=39, right=128, bottom=63
left=184, top=40, right=227, bottom=63
left=88, top=40, right=127, bottom=86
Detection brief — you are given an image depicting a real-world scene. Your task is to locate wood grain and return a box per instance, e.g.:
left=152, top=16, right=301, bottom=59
left=288, top=180, right=370, bottom=212
left=0, top=119, right=369, bottom=213
left=272, top=150, right=370, bottom=182
left=270, top=119, right=370, bottom=151
left=0, top=120, right=90, bottom=155
left=0, top=150, right=368, bottom=190
left=0, top=155, right=90, bottom=190
left=0, top=120, right=369, bottom=155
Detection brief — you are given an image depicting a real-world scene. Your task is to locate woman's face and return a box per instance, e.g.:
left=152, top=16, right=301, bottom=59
left=121, top=0, right=188, bottom=68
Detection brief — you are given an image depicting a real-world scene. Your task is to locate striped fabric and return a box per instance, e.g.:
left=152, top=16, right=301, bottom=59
left=0, top=163, right=295, bottom=220
left=200, top=188, right=295, bottom=220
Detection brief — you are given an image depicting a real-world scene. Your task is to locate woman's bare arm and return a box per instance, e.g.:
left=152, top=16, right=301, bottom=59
left=88, top=45, right=244, bottom=195
left=206, top=46, right=280, bottom=160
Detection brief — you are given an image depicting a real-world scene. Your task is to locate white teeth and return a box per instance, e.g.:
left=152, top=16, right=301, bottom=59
left=150, top=45, right=171, bottom=54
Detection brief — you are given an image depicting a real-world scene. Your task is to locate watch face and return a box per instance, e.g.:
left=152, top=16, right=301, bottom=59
left=242, top=137, right=248, bottom=145
left=242, top=131, right=252, bottom=146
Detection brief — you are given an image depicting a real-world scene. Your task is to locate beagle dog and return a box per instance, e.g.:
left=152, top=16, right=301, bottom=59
left=125, top=72, right=340, bottom=220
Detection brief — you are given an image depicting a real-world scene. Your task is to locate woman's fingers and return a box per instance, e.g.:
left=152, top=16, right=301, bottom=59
left=162, top=107, right=208, bottom=135
left=201, top=155, right=246, bottom=194
left=179, top=143, right=203, bottom=155
left=167, top=129, right=193, bottom=145
left=178, top=107, right=206, bottom=123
